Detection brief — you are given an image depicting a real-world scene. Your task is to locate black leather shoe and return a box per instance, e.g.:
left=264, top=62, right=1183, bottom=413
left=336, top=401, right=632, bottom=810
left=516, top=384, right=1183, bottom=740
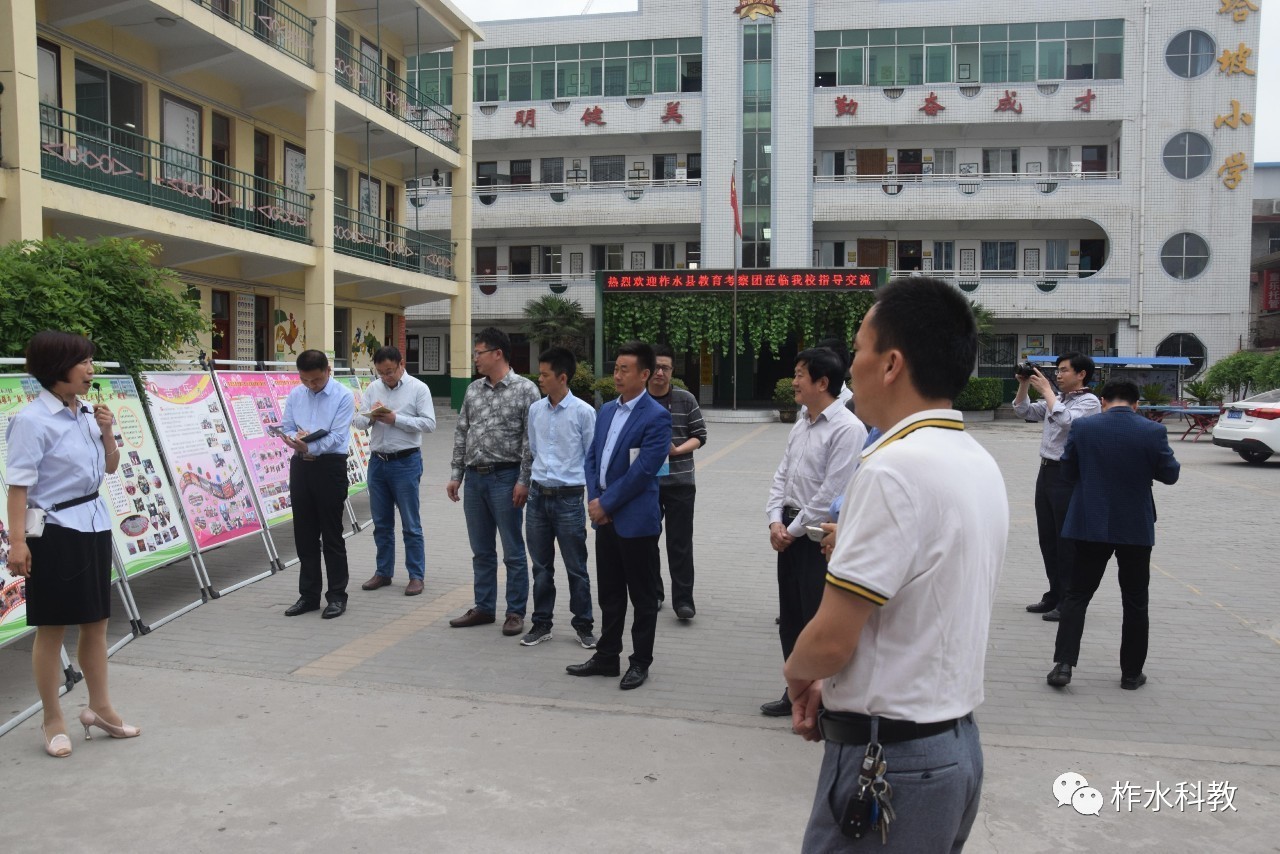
left=675, top=605, right=695, bottom=621
left=321, top=600, right=346, bottom=620
left=284, top=598, right=319, bottom=617
left=760, top=697, right=792, bottom=717
left=1047, top=663, right=1073, bottom=687
left=1042, top=608, right=1062, bottom=622
left=619, top=665, right=649, bottom=690
left=1026, top=597, right=1057, bottom=613
left=1121, top=672, right=1147, bottom=690
left=566, top=656, right=620, bottom=677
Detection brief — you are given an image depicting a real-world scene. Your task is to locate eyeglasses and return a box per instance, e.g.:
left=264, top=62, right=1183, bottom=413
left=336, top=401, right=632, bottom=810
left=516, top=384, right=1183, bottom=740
left=472, top=348, right=497, bottom=358
left=653, top=365, right=673, bottom=373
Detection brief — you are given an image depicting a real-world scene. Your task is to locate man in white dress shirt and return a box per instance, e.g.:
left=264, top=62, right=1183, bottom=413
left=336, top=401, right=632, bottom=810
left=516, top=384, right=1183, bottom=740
left=354, top=346, right=436, bottom=596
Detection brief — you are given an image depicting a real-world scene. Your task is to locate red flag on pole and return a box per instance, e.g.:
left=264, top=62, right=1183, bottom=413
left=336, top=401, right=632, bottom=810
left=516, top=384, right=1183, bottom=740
left=730, top=172, right=742, bottom=238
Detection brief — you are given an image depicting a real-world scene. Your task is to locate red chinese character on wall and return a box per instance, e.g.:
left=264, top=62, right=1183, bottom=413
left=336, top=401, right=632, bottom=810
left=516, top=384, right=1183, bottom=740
left=581, top=106, right=606, bottom=126
left=514, top=108, right=536, bottom=128
left=919, top=92, right=945, bottom=117
left=859, top=274, right=871, bottom=286
left=994, top=90, right=1022, bottom=114
left=1073, top=88, right=1097, bottom=113
left=1263, top=269, right=1280, bottom=312
left=661, top=101, right=683, bottom=124
left=835, top=95, right=858, bottom=117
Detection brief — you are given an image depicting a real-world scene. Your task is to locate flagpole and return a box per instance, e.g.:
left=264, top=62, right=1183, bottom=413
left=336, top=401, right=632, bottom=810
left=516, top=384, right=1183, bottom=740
left=732, top=158, right=739, bottom=412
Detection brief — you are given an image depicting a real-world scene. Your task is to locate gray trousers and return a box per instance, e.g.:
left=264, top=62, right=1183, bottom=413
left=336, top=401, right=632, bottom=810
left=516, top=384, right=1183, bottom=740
left=803, top=714, right=983, bottom=853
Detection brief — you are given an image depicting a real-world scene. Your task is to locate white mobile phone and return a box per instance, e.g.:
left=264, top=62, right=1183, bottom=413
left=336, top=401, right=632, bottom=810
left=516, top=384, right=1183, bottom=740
left=804, top=524, right=827, bottom=542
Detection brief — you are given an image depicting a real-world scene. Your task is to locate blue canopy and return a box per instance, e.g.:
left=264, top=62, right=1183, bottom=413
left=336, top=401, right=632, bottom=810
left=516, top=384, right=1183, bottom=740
left=1027, top=356, right=1192, bottom=366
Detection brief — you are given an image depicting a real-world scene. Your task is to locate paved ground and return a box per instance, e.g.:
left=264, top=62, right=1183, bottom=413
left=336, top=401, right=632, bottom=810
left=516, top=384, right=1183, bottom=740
left=1, top=416, right=1277, bottom=852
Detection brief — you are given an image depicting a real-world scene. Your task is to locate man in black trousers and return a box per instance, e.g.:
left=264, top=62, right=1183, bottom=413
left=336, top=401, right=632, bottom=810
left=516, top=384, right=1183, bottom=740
left=1047, top=380, right=1180, bottom=690
left=568, top=341, right=671, bottom=690
left=278, top=350, right=356, bottom=620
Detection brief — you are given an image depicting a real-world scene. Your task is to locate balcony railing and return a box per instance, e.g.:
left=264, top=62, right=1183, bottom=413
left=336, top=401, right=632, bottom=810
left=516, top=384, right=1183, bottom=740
left=816, top=170, right=1121, bottom=195
left=407, top=177, right=701, bottom=207
left=190, top=0, right=314, bottom=67
left=334, top=203, right=454, bottom=278
left=335, top=35, right=460, bottom=150
left=39, top=106, right=311, bottom=244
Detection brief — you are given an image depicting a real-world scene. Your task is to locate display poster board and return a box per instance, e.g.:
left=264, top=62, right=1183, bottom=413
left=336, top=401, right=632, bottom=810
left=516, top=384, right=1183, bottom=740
left=141, top=372, right=263, bottom=551
left=0, top=487, right=23, bottom=646
left=93, top=375, right=194, bottom=577
left=0, top=377, right=54, bottom=644
left=214, top=372, right=299, bottom=527
left=334, top=374, right=371, bottom=497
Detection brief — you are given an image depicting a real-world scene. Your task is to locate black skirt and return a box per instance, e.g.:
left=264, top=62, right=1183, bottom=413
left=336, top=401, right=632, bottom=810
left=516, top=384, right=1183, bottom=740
left=25, top=524, right=112, bottom=626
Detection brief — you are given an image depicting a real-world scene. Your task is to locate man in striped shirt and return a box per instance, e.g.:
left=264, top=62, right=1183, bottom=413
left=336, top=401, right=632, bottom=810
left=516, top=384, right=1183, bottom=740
left=647, top=344, right=708, bottom=620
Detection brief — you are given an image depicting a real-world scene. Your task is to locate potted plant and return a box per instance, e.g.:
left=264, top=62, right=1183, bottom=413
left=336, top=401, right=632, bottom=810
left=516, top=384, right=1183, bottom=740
left=1140, top=382, right=1171, bottom=406
left=774, top=377, right=798, bottom=423
left=953, top=377, right=1003, bottom=422
left=1183, top=379, right=1223, bottom=406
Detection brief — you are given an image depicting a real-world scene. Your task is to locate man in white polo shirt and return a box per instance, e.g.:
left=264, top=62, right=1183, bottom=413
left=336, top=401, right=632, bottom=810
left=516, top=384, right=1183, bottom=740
left=785, top=277, right=1008, bottom=852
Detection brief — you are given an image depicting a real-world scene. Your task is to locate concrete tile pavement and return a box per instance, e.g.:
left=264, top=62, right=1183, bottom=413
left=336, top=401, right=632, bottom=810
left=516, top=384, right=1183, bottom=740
left=1, top=417, right=1277, bottom=851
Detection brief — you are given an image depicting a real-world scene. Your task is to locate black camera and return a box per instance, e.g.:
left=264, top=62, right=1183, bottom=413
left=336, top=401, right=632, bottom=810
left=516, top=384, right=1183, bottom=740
left=1015, top=362, right=1038, bottom=379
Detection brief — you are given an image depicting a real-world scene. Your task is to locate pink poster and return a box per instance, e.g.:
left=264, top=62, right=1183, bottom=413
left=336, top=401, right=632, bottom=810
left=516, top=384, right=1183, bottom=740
left=214, top=372, right=300, bottom=527
left=141, top=372, right=262, bottom=552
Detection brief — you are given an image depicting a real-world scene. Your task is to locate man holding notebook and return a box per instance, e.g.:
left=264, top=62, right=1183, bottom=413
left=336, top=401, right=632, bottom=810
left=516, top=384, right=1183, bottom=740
left=354, top=346, right=436, bottom=596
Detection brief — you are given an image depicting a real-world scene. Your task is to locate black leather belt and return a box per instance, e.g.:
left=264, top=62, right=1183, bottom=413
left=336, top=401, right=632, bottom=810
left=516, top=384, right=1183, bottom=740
left=532, top=481, right=584, bottom=496
left=468, top=461, right=519, bottom=474
left=373, top=448, right=420, bottom=462
left=1040, top=458, right=1060, bottom=467
left=48, top=492, right=100, bottom=512
left=818, top=709, right=964, bottom=746
left=782, top=506, right=800, bottom=524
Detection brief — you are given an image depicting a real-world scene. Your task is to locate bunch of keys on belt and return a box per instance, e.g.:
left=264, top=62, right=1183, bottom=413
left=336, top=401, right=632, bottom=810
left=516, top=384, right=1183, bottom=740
left=838, top=741, right=896, bottom=844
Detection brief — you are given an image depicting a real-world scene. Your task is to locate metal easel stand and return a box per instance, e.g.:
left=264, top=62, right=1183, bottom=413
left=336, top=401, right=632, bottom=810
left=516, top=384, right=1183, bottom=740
left=0, top=647, right=80, bottom=739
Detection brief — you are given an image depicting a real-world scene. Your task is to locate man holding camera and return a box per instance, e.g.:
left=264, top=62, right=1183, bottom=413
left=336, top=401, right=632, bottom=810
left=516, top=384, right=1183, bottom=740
left=1013, top=352, right=1100, bottom=621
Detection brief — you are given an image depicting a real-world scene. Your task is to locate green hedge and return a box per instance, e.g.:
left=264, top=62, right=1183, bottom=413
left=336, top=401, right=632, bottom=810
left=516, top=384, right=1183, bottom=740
left=954, top=377, right=1004, bottom=411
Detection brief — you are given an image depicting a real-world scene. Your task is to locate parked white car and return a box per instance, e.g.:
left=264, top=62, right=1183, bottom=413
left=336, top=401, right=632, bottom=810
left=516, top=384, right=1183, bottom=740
left=1213, top=389, right=1280, bottom=464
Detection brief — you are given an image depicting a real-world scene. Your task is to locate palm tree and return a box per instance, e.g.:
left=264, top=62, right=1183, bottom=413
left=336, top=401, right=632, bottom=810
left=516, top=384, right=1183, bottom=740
left=969, top=300, right=996, bottom=344
left=521, top=294, right=590, bottom=356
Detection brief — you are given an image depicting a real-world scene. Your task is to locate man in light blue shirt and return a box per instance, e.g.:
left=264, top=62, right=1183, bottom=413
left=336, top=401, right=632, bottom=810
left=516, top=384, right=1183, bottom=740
left=278, top=349, right=355, bottom=620
left=519, top=347, right=597, bottom=649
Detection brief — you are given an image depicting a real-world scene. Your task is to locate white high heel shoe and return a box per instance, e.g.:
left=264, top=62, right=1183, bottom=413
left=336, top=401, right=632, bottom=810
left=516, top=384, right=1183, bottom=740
left=79, top=708, right=141, bottom=740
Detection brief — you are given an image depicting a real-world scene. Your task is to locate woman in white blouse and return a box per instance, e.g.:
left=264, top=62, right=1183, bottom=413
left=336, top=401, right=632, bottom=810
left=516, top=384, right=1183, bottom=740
left=5, top=331, right=140, bottom=757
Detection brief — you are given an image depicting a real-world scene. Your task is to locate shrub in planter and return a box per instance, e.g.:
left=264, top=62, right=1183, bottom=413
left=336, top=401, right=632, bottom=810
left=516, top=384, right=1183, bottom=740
left=954, top=377, right=1003, bottom=411
left=569, top=362, right=595, bottom=401
left=774, top=377, right=798, bottom=422
left=593, top=376, right=620, bottom=403
left=1183, top=379, right=1222, bottom=405
left=1140, top=382, right=1170, bottom=406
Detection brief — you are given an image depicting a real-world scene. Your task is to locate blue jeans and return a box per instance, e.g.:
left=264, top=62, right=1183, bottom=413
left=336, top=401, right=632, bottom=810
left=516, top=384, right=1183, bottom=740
left=368, top=452, right=424, bottom=581
left=525, top=484, right=593, bottom=632
left=463, top=467, right=529, bottom=616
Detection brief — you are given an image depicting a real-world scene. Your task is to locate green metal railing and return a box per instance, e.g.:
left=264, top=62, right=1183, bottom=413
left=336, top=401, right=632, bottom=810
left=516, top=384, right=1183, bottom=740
left=335, top=34, right=460, bottom=150
left=39, top=106, right=312, bottom=244
left=190, top=0, right=314, bottom=67
left=334, top=203, right=454, bottom=278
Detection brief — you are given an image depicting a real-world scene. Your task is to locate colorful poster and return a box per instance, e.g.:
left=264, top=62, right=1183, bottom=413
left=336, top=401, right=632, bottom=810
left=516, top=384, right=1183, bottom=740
left=214, top=372, right=299, bottom=527
left=141, top=372, right=262, bottom=551
left=0, top=484, right=28, bottom=647
left=93, top=375, right=193, bottom=577
left=335, top=374, right=371, bottom=497
left=0, top=376, right=55, bottom=644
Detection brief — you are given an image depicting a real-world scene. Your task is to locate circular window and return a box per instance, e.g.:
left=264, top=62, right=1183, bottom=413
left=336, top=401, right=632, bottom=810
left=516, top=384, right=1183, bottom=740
left=1155, top=333, right=1207, bottom=378
left=1165, top=30, right=1216, bottom=78
left=1160, top=233, right=1210, bottom=280
left=1162, top=132, right=1212, bottom=179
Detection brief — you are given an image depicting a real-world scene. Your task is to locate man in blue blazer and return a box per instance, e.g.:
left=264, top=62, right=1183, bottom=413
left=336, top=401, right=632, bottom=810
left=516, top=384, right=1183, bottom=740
left=567, top=341, right=672, bottom=690
left=1047, top=380, right=1180, bottom=690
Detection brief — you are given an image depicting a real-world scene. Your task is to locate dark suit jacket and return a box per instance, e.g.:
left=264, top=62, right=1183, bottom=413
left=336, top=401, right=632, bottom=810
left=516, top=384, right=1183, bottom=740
left=1060, top=407, right=1180, bottom=547
left=585, top=392, right=672, bottom=538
